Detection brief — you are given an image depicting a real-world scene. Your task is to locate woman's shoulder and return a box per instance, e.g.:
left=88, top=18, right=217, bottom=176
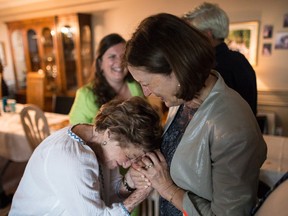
left=43, top=126, right=96, bottom=157
left=77, top=83, right=94, bottom=95
left=75, top=83, right=97, bottom=104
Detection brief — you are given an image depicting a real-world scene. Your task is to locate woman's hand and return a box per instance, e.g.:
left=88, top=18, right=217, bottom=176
left=127, top=160, right=152, bottom=189
left=134, top=150, right=185, bottom=211
left=135, top=150, right=174, bottom=195
left=123, top=185, right=153, bottom=213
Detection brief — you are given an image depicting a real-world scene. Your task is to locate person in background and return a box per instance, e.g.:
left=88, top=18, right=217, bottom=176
left=124, top=13, right=267, bottom=216
left=9, top=96, right=163, bottom=216
left=182, top=2, right=258, bottom=115
left=69, top=33, right=143, bottom=125
left=0, top=60, right=9, bottom=97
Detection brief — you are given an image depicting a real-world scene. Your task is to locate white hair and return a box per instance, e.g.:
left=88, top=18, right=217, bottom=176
left=183, top=2, right=229, bottom=39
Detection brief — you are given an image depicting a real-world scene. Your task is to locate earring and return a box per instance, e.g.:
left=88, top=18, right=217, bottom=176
left=102, top=141, right=107, bottom=146
left=178, top=84, right=181, bottom=87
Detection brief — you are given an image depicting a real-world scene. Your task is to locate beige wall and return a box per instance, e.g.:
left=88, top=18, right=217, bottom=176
left=0, top=0, right=288, bottom=134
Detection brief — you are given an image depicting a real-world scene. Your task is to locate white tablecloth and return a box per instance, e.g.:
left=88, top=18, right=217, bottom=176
left=0, top=103, right=69, bottom=162
left=260, top=135, right=288, bottom=187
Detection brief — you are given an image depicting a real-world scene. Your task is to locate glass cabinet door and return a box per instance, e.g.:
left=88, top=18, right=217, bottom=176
left=61, top=25, right=77, bottom=91
left=11, top=30, right=27, bottom=89
left=57, top=14, right=92, bottom=94
left=27, top=29, right=40, bottom=71
left=42, top=27, right=57, bottom=92
left=8, top=14, right=92, bottom=101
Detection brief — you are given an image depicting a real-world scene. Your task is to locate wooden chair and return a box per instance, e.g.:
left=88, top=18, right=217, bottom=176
left=20, top=104, right=50, bottom=150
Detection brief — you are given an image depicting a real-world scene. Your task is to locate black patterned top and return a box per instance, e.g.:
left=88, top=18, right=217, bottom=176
left=159, top=104, right=198, bottom=216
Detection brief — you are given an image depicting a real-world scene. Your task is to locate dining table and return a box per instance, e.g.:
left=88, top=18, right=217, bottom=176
left=0, top=102, right=70, bottom=162
left=260, top=135, right=288, bottom=188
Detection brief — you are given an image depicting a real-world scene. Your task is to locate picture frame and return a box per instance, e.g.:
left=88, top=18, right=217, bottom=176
left=275, top=32, right=288, bottom=49
left=283, top=13, right=288, bottom=28
left=262, top=43, right=272, bottom=56
left=263, top=24, right=273, bottom=39
left=225, top=21, right=259, bottom=66
left=0, top=42, right=7, bottom=66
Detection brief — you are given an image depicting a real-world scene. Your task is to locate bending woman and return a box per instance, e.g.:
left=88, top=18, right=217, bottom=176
left=9, top=96, right=162, bottom=215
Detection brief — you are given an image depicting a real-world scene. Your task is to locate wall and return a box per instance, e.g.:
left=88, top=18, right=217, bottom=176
left=0, top=0, right=288, bottom=135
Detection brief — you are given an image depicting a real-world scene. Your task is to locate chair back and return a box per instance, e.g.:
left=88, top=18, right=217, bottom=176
left=20, top=104, right=50, bottom=150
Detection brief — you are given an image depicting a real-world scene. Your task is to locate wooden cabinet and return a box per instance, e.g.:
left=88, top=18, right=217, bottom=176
left=26, top=72, right=46, bottom=109
left=55, top=14, right=93, bottom=96
left=6, top=13, right=92, bottom=110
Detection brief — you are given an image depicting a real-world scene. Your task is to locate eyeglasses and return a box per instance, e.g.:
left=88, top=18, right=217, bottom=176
left=125, top=154, right=143, bottom=163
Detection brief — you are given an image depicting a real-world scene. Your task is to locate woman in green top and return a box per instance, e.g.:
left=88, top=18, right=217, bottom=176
left=69, top=33, right=143, bottom=125
left=69, top=33, right=143, bottom=216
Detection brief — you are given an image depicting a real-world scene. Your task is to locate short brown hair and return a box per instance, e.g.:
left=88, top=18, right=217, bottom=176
left=124, top=13, right=215, bottom=101
left=94, top=96, right=163, bottom=152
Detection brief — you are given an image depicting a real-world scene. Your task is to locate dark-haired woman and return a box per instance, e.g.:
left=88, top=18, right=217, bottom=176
left=69, top=33, right=143, bottom=125
left=124, top=13, right=267, bottom=216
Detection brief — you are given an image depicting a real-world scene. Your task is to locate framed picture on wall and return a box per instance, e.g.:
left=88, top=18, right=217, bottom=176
left=263, top=25, right=273, bottom=39
left=275, top=32, right=288, bottom=49
left=262, top=43, right=272, bottom=56
left=283, top=13, right=288, bottom=27
left=225, top=21, right=259, bottom=66
left=0, top=42, right=7, bottom=66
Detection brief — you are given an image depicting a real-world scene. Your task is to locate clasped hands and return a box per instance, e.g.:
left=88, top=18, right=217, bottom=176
left=125, top=149, right=174, bottom=195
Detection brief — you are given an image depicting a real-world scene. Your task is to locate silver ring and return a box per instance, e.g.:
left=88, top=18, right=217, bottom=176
left=145, top=163, right=153, bottom=169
